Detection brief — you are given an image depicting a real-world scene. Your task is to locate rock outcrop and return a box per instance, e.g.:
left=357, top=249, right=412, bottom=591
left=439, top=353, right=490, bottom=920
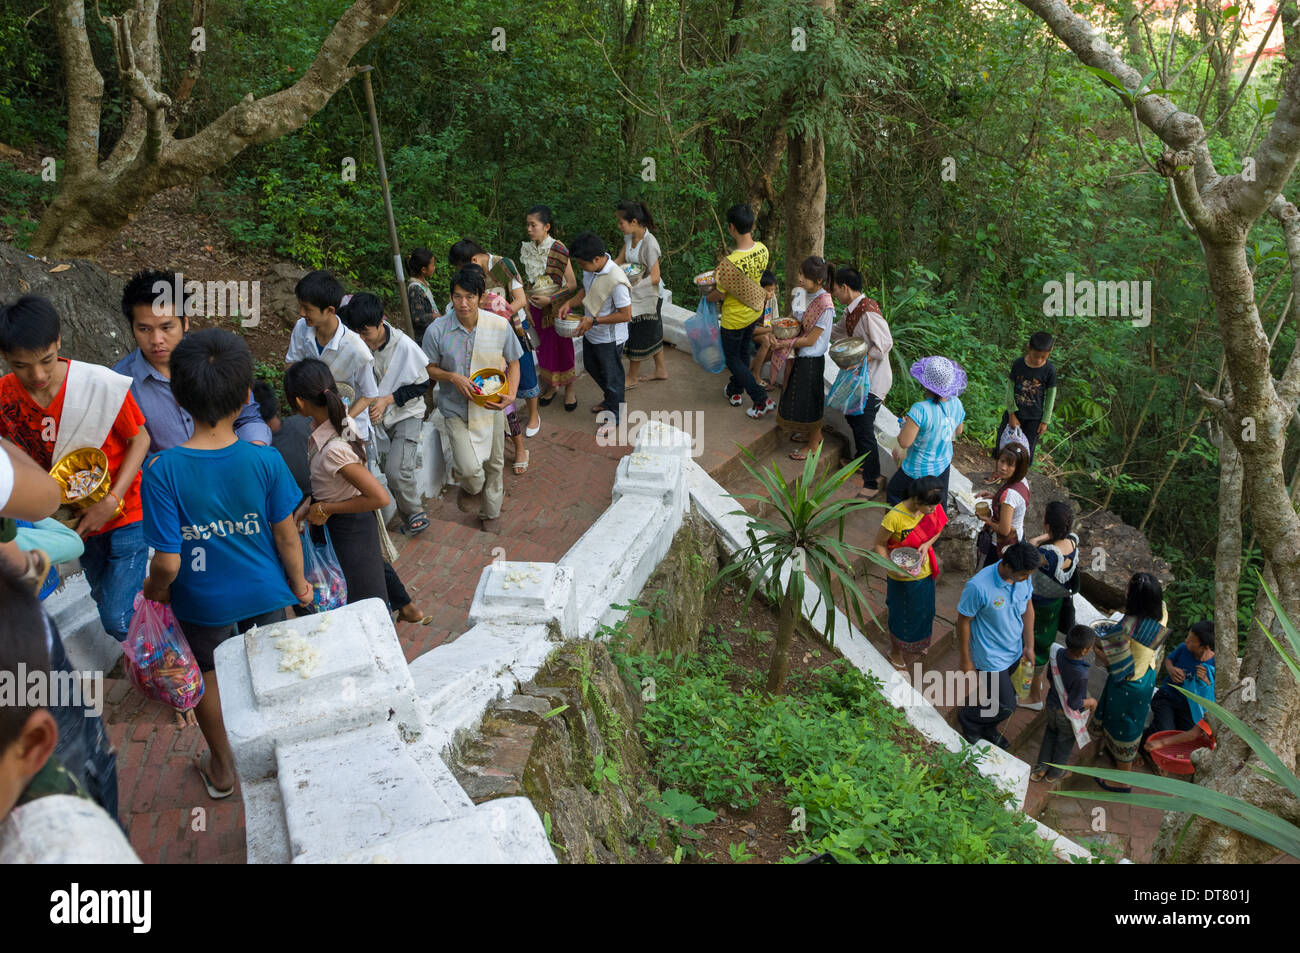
left=0, top=243, right=132, bottom=366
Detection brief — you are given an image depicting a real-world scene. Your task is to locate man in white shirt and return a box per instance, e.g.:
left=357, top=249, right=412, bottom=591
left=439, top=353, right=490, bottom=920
left=557, top=232, right=632, bottom=440
left=283, top=271, right=378, bottom=444
left=340, top=292, right=432, bottom=535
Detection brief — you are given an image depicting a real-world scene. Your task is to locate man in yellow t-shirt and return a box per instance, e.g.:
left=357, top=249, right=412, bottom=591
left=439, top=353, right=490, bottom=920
left=705, top=204, right=773, bottom=417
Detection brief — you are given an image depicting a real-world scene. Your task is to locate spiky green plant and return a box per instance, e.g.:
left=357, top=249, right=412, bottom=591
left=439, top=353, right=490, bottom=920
left=716, top=443, right=897, bottom=694
left=1059, top=578, right=1300, bottom=860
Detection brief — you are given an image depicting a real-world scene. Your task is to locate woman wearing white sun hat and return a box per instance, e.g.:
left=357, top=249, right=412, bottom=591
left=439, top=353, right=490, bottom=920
left=886, top=355, right=967, bottom=506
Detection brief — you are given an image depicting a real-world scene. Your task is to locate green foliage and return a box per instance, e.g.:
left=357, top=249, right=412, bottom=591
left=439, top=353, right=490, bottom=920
left=0, top=0, right=1277, bottom=646
left=613, top=628, right=1055, bottom=864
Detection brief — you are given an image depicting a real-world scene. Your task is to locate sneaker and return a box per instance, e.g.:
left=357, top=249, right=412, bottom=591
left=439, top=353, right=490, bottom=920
left=746, top=398, right=776, bottom=419
left=725, top=386, right=742, bottom=407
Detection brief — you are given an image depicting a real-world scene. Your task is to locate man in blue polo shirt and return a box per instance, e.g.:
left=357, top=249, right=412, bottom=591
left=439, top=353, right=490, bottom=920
left=115, top=269, right=271, bottom=454
left=955, top=541, right=1040, bottom=748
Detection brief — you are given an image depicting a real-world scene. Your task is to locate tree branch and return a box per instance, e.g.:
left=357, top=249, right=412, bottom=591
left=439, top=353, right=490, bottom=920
left=163, top=0, right=401, bottom=179
left=1271, top=195, right=1300, bottom=408
left=1230, top=16, right=1300, bottom=222
left=1017, top=0, right=1216, bottom=184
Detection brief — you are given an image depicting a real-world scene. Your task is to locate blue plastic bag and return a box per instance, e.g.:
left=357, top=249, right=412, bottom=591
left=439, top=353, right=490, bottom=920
left=685, top=298, right=725, bottom=373
left=826, top=361, right=870, bottom=416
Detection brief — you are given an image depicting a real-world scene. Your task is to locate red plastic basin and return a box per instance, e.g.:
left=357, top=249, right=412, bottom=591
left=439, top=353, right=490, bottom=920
left=1147, top=730, right=1213, bottom=776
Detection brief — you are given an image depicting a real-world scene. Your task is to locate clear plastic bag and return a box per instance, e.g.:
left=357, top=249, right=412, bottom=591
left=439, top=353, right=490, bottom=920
left=685, top=298, right=725, bottom=373
left=123, top=594, right=204, bottom=711
left=826, top=363, right=870, bottom=416
left=998, top=423, right=1029, bottom=454
left=302, top=524, right=348, bottom=611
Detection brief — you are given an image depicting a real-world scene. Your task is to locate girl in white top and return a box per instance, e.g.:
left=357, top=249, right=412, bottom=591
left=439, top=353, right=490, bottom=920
left=614, top=200, right=666, bottom=388
left=974, top=441, right=1031, bottom=565
left=775, top=257, right=837, bottom=459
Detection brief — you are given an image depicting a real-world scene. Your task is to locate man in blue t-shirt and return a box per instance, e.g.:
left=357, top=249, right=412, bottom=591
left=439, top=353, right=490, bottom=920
left=955, top=541, right=1040, bottom=748
left=141, top=330, right=311, bottom=801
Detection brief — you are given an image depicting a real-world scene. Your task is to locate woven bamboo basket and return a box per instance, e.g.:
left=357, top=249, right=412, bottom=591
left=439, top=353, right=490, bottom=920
left=713, top=255, right=768, bottom=312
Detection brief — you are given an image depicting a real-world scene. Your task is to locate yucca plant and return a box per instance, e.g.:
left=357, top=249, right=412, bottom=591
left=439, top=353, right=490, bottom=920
left=717, top=442, right=897, bottom=694
left=1059, top=578, right=1300, bottom=860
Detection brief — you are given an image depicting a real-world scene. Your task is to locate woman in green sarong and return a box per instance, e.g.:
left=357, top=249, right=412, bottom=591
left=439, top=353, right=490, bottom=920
left=1093, top=572, right=1170, bottom=792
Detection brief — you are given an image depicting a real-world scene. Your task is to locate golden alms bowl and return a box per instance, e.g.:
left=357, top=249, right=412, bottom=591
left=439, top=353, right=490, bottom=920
left=468, top=368, right=507, bottom=407
left=50, top=447, right=110, bottom=508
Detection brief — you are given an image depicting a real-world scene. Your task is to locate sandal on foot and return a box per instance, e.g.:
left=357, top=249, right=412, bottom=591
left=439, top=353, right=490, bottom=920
left=791, top=432, right=809, bottom=443
left=513, top=450, right=530, bottom=475
left=1030, top=768, right=1048, bottom=782
left=403, top=512, right=430, bottom=536
left=196, top=754, right=235, bottom=800
left=1095, top=778, right=1132, bottom=794
left=790, top=450, right=809, bottom=461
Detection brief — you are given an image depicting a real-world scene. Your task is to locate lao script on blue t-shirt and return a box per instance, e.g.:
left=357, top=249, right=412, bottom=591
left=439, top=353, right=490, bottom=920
left=142, top=441, right=303, bottom=626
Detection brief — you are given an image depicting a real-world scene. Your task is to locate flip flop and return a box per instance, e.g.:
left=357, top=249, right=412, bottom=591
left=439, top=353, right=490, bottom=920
left=513, top=450, right=530, bottom=475
left=639, top=375, right=668, bottom=383
left=790, top=450, right=809, bottom=461
left=590, top=403, right=607, bottom=414
left=1030, top=768, right=1048, bottom=782
left=854, top=487, right=883, bottom=501
left=791, top=433, right=809, bottom=443
left=195, top=753, right=234, bottom=800
left=403, top=512, right=430, bottom=536
left=1095, top=778, right=1132, bottom=794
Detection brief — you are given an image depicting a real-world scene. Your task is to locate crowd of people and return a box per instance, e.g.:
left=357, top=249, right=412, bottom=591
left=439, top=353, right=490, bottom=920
left=0, top=196, right=1218, bottom=859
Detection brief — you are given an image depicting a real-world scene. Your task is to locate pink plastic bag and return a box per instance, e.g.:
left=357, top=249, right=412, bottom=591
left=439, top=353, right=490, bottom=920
left=123, top=593, right=204, bottom=711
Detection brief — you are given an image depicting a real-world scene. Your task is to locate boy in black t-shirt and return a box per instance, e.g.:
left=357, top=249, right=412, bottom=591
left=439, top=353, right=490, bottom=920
left=994, top=330, right=1057, bottom=464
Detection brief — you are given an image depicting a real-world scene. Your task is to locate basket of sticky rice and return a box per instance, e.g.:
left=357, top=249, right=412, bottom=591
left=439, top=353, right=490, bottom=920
left=51, top=447, right=110, bottom=507
left=467, top=368, right=508, bottom=407
left=623, top=262, right=645, bottom=283
left=694, top=270, right=716, bottom=295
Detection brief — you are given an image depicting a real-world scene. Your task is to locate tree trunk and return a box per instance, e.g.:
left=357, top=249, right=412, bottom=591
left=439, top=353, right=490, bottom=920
left=781, top=0, right=834, bottom=289
left=766, top=591, right=801, bottom=695
left=783, top=132, right=826, bottom=291
left=1211, top=416, right=1244, bottom=693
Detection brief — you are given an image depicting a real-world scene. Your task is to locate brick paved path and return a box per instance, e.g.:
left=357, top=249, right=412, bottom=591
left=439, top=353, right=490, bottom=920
left=105, top=421, right=628, bottom=863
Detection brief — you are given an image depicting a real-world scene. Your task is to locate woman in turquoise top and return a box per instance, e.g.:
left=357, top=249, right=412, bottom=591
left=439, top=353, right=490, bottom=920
left=887, top=355, right=966, bottom=505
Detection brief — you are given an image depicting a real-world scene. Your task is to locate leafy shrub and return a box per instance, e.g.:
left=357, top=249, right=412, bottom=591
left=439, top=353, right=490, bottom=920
left=614, top=631, right=1055, bottom=863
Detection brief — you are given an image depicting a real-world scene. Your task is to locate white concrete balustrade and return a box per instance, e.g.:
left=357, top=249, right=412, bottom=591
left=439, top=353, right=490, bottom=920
left=209, top=419, right=1107, bottom=862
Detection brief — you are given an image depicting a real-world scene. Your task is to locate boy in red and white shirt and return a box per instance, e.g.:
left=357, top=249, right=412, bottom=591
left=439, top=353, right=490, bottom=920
left=0, top=296, right=150, bottom=643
